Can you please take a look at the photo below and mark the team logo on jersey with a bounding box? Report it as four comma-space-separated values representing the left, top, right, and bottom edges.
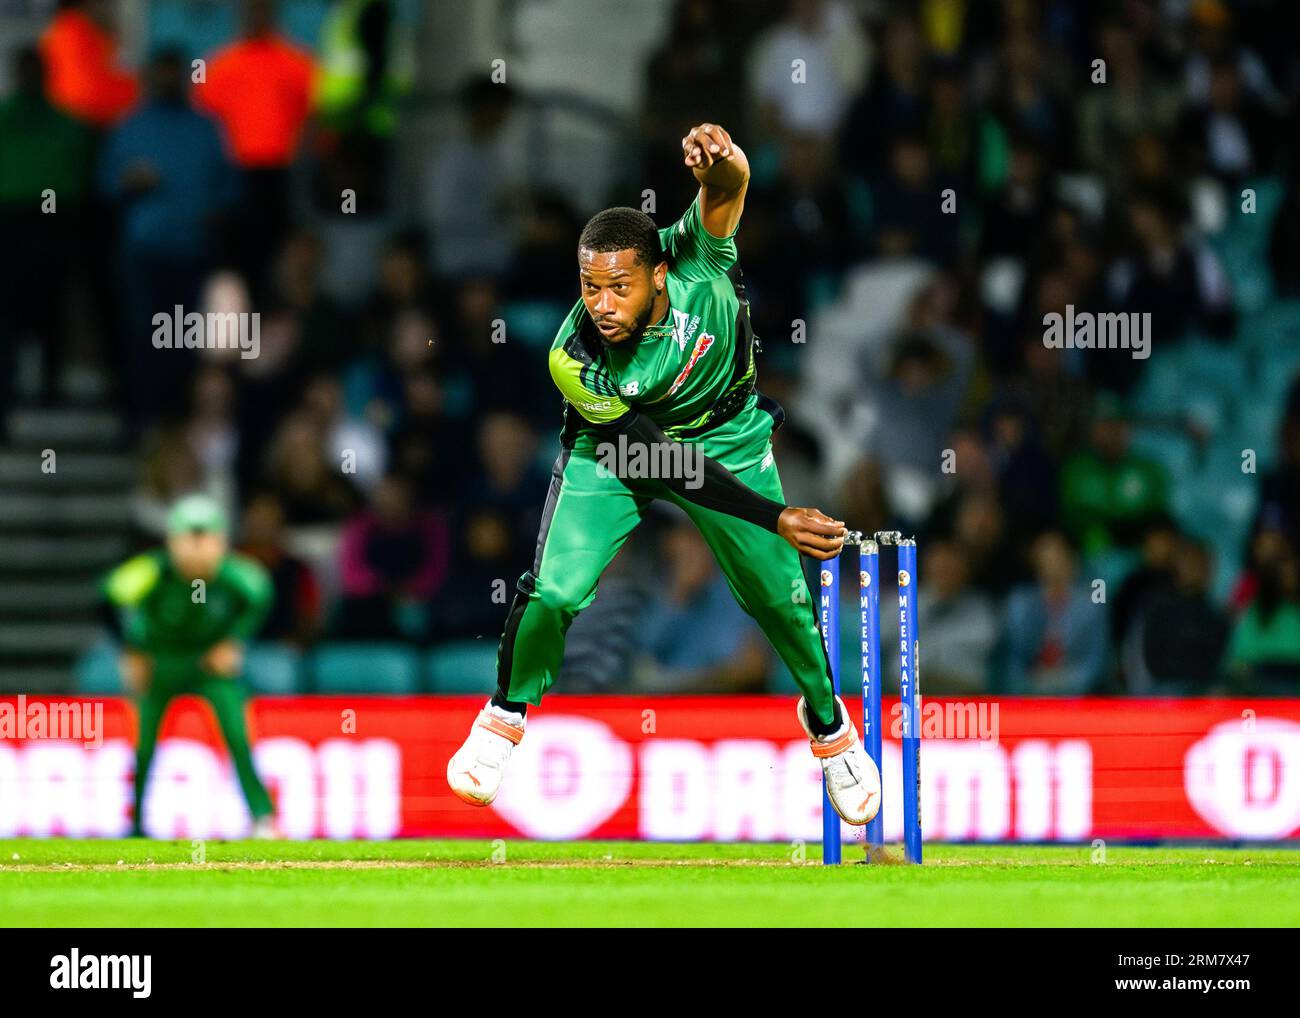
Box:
670, 309, 700, 351
666, 332, 714, 397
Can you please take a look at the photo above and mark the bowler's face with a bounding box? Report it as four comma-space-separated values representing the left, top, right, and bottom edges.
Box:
578, 248, 663, 345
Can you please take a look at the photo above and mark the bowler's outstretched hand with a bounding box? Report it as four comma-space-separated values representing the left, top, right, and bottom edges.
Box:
778, 507, 846, 560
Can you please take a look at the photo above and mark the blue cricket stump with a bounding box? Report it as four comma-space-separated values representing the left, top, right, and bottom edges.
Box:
897, 538, 922, 865
860, 539, 884, 854
818, 555, 842, 865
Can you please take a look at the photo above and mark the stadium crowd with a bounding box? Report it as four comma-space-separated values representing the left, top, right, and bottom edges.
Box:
3, 0, 1300, 695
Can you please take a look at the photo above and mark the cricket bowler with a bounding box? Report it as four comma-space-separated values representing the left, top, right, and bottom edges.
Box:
448, 124, 881, 826
101, 494, 278, 837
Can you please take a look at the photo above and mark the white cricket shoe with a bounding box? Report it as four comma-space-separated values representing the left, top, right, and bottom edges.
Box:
797, 695, 881, 825
447, 701, 526, 806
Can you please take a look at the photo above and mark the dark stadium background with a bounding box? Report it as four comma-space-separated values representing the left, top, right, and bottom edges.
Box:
2, 0, 1299, 699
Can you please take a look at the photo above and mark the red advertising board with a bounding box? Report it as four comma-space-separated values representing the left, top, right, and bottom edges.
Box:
1, 695, 1299, 843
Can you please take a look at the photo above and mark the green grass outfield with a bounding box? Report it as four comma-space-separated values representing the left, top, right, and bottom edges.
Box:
1, 839, 1295, 927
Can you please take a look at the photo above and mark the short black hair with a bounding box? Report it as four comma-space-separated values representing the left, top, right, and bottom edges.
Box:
578, 207, 662, 268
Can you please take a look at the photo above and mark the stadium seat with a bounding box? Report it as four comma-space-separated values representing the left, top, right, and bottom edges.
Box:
1240, 302, 1300, 352
1230, 401, 1283, 466
1258, 346, 1300, 403
1218, 244, 1273, 312
1222, 176, 1284, 248
1130, 358, 1183, 415
77, 643, 305, 695
1171, 468, 1257, 597
502, 299, 570, 349
1133, 341, 1241, 434
311, 644, 420, 693
424, 640, 499, 693
1135, 374, 1231, 438
1085, 548, 1141, 599
1206, 468, 1259, 531
1214, 177, 1283, 312
1209, 426, 1273, 475
243, 644, 302, 694
75, 642, 122, 694
1181, 383, 1232, 435
1176, 338, 1249, 396
1130, 426, 1197, 478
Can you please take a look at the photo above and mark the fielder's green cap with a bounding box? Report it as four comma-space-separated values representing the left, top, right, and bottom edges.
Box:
166, 494, 228, 535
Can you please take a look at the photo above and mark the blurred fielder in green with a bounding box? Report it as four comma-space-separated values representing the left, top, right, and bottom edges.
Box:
100, 494, 278, 837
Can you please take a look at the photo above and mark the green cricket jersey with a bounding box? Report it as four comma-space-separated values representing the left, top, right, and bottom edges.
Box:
548, 193, 780, 473
494, 193, 841, 722
102, 550, 274, 654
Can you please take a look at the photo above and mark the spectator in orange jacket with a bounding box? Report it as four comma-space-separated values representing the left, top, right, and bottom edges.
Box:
194, 0, 316, 299
39, 0, 139, 128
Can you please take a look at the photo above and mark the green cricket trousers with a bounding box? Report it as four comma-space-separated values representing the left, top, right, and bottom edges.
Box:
493, 443, 839, 728
133, 653, 273, 834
